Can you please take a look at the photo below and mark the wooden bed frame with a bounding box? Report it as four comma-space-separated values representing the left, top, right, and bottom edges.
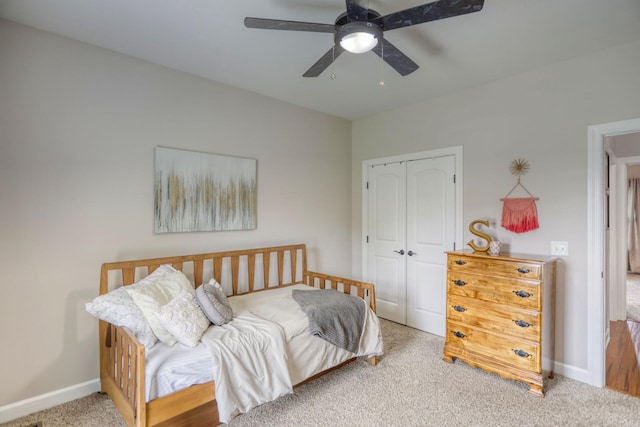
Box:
98, 243, 377, 427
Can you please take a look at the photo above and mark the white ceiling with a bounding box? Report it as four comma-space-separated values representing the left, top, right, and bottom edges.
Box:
1, 0, 640, 120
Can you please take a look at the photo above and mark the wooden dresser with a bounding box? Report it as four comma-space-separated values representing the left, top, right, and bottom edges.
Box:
442, 250, 557, 397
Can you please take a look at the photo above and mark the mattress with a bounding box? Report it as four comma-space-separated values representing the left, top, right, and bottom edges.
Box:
144, 284, 383, 401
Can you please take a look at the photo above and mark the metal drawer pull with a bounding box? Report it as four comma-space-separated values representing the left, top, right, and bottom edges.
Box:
517, 267, 531, 274
513, 320, 532, 328
512, 349, 532, 358
453, 305, 467, 312
452, 279, 467, 287
513, 290, 532, 298
451, 331, 466, 339
454, 260, 467, 265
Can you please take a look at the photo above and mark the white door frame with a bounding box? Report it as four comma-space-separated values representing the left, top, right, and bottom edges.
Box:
587, 118, 640, 388
362, 146, 464, 280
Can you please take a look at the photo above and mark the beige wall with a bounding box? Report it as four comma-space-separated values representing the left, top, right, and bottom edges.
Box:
352, 38, 640, 377
0, 19, 352, 406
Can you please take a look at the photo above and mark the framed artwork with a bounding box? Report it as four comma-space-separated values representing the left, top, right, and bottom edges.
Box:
154, 147, 257, 233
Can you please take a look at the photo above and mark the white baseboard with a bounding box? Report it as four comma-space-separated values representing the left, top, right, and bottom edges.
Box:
0, 379, 100, 424
553, 361, 591, 385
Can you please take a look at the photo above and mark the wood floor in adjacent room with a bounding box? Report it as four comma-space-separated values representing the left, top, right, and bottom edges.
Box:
606, 320, 640, 397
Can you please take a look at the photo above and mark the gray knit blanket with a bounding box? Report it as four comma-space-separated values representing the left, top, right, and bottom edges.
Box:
292, 289, 366, 354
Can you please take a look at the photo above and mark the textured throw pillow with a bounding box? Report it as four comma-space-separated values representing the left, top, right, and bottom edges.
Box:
126, 269, 195, 346
156, 290, 211, 347
195, 279, 233, 326
85, 286, 157, 349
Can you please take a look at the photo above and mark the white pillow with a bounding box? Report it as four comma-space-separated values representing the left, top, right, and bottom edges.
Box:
85, 287, 157, 349
126, 269, 194, 346
156, 291, 210, 347
195, 279, 233, 326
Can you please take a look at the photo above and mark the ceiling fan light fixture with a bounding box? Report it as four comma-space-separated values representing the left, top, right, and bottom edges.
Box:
340, 32, 378, 54
337, 22, 382, 54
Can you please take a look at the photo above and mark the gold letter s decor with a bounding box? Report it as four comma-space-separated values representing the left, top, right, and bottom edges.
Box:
467, 219, 493, 252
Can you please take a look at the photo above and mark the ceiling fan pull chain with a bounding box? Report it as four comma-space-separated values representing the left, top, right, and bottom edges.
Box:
330, 46, 336, 80
379, 40, 385, 87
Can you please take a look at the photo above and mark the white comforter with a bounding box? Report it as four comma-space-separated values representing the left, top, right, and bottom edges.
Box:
144, 284, 384, 424
200, 313, 292, 424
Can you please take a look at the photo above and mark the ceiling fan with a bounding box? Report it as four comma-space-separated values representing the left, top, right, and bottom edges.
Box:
244, 0, 484, 78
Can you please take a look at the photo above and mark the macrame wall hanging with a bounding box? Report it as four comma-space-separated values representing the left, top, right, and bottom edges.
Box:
500, 158, 540, 233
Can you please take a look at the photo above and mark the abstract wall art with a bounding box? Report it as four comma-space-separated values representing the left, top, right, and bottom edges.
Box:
154, 147, 257, 233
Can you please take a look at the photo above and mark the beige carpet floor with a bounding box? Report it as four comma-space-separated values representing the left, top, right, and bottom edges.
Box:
3, 319, 640, 427
628, 273, 640, 322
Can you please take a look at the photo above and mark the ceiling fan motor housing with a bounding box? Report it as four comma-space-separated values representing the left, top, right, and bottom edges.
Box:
335, 21, 382, 43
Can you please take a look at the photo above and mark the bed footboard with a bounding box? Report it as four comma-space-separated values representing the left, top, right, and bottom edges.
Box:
100, 322, 146, 427
100, 322, 217, 427
305, 270, 378, 366
305, 270, 376, 312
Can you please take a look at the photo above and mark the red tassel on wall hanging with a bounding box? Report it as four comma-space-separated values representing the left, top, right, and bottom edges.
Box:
501, 197, 539, 233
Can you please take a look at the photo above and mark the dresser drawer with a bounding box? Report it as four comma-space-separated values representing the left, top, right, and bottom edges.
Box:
447, 271, 541, 310
447, 320, 541, 373
448, 256, 541, 280
447, 295, 541, 341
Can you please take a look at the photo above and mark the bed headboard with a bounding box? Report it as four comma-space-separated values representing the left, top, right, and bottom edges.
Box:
100, 243, 308, 297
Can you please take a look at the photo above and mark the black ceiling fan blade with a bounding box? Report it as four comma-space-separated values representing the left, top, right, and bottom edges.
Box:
345, 0, 369, 22
303, 45, 345, 77
371, 38, 419, 76
244, 17, 335, 33
372, 0, 484, 32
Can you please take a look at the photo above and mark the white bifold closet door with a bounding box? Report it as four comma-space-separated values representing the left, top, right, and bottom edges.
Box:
367, 156, 455, 336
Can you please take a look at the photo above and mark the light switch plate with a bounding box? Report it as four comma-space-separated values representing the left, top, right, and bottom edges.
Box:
550, 241, 569, 256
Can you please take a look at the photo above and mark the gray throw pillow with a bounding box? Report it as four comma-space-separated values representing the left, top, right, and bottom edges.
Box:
195, 279, 233, 325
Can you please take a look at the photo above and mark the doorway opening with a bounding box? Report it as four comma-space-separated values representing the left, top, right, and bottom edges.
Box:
587, 118, 640, 388
606, 140, 640, 324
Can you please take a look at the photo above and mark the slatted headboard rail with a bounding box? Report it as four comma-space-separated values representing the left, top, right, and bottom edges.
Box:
100, 243, 308, 297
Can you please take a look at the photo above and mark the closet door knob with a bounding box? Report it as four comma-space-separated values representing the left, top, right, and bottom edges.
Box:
407, 250, 417, 256
393, 249, 405, 255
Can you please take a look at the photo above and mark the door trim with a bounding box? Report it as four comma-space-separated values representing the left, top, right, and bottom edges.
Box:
587, 118, 640, 388
362, 146, 463, 281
